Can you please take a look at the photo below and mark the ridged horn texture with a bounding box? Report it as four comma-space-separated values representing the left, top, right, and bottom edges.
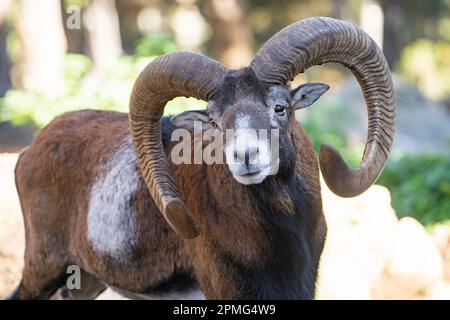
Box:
129, 52, 227, 238
251, 17, 395, 197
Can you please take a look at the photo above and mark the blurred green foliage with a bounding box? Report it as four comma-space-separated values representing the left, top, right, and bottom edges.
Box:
0, 52, 205, 128
0, 53, 134, 127
298, 98, 450, 226
399, 39, 450, 101
135, 34, 180, 57
297, 99, 363, 168
378, 154, 450, 225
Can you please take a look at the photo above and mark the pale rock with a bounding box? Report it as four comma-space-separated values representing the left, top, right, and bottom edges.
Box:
385, 217, 444, 292
430, 225, 450, 254
425, 281, 450, 300
317, 180, 398, 299
0, 154, 24, 258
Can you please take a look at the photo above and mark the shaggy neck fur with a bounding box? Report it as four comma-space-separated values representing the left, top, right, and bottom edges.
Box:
245, 176, 317, 299
210, 175, 317, 299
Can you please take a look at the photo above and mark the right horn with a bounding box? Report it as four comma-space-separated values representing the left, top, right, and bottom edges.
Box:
251, 17, 395, 197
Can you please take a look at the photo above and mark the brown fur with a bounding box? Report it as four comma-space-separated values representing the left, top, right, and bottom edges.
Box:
11, 109, 326, 300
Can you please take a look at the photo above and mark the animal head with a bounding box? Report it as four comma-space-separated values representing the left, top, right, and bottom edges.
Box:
128, 17, 395, 239
171, 68, 329, 185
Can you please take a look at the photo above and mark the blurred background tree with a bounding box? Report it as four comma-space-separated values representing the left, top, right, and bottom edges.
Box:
0, 0, 448, 225
0, 0, 10, 97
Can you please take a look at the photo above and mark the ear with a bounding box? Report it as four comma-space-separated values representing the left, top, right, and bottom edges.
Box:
290, 82, 329, 110
170, 110, 214, 130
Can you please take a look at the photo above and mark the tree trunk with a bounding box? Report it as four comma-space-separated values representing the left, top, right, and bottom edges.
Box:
204, 0, 254, 68
0, 0, 11, 97
170, 1, 209, 52
18, 0, 67, 97
360, 0, 384, 50
380, 0, 405, 67
84, 0, 122, 71
331, 0, 347, 20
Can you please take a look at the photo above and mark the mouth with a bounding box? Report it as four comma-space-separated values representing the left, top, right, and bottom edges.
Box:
237, 171, 262, 179
232, 166, 271, 185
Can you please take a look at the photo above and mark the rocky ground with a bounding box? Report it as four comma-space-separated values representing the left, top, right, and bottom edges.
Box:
317, 181, 450, 299
1, 153, 449, 299
0, 154, 24, 298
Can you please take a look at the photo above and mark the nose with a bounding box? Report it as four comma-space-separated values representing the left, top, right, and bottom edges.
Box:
234, 142, 258, 166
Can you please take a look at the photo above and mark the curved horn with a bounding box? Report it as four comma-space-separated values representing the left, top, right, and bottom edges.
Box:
251, 17, 395, 197
129, 52, 227, 238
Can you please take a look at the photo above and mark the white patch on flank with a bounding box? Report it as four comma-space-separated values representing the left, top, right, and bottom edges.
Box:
107, 286, 206, 300
87, 135, 140, 263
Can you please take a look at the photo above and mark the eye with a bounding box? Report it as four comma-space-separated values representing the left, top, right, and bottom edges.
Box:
275, 104, 287, 115
210, 119, 218, 128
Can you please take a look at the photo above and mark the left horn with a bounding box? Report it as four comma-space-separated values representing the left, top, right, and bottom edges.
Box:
129, 52, 227, 238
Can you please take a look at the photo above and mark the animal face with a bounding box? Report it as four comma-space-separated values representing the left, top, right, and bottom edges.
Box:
171, 68, 328, 185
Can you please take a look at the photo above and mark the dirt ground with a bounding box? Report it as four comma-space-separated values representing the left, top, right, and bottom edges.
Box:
0, 153, 24, 298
